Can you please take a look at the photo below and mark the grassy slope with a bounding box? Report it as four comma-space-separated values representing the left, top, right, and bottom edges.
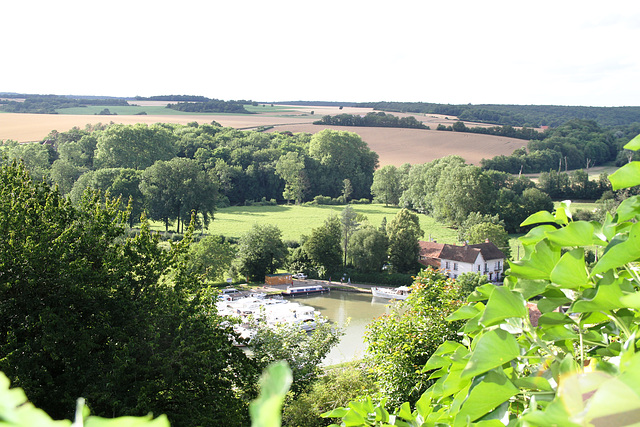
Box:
152, 201, 601, 262
149, 203, 460, 244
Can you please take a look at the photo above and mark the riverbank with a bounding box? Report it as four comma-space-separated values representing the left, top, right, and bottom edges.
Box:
252, 278, 376, 295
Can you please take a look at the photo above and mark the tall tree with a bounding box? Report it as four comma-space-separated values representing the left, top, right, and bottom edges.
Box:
275, 151, 308, 205
340, 205, 360, 267
184, 235, 236, 282
234, 224, 287, 282
303, 215, 342, 276
348, 225, 388, 272
140, 157, 218, 232
93, 123, 177, 170
308, 129, 379, 200
371, 165, 402, 206
387, 208, 424, 273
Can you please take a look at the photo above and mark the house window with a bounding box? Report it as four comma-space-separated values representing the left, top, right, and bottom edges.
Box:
496, 261, 501, 270
484, 263, 488, 272
453, 263, 458, 271
477, 265, 481, 272
445, 261, 450, 269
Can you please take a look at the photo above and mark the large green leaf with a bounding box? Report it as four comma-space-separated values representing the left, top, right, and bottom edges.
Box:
549, 248, 589, 289
447, 302, 483, 321
545, 222, 595, 247
509, 240, 561, 280
455, 369, 519, 425
624, 133, 640, 151
462, 329, 520, 379
85, 415, 170, 427
519, 225, 558, 247
520, 211, 559, 227
479, 286, 527, 327
609, 161, 640, 190
513, 375, 553, 391
540, 324, 579, 342
615, 195, 640, 222
249, 361, 293, 427
511, 278, 550, 300
620, 292, 640, 309
571, 279, 629, 313
592, 222, 640, 275
559, 371, 640, 427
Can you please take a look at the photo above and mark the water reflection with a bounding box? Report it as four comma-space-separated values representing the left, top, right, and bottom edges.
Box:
291, 291, 395, 365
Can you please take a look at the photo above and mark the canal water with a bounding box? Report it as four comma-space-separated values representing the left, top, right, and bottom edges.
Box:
290, 291, 396, 365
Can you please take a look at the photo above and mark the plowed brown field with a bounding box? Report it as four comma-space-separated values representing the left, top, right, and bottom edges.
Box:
0, 105, 527, 166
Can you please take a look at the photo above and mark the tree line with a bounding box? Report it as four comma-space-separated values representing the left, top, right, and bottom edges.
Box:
313, 112, 428, 129
0, 94, 129, 114
481, 119, 640, 173
436, 120, 544, 140
357, 101, 640, 127
166, 99, 252, 114
0, 123, 379, 232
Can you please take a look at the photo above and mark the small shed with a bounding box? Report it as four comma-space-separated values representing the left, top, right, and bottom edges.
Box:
265, 273, 293, 286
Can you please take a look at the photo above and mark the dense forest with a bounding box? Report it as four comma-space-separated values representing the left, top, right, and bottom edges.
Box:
357, 101, 640, 127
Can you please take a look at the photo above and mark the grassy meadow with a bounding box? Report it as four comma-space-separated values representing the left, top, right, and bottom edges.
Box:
149, 203, 460, 244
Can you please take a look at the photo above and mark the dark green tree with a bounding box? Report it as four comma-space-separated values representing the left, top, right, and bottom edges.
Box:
348, 225, 388, 273
140, 157, 218, 232
93, 123, 177, 170
387, 208, 424, 273
371, 165, 402, 206
184, 235, 236, 282
234, 224, 287, 282
308, 129, 379, 200
303, 215, 343, 275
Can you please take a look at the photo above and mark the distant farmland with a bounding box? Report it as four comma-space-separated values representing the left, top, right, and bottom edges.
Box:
0, 104, 527, 166
266, 124, 527, 166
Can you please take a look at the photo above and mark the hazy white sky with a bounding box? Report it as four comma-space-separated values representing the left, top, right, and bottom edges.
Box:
3, 0, 639, 106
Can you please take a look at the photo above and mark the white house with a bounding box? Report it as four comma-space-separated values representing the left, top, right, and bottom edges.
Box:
418, 240, 505, 282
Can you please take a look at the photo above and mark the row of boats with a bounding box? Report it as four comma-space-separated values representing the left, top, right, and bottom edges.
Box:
216, 284, 411, 346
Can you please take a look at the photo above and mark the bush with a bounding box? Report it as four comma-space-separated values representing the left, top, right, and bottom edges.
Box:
282, 364, 376, 427
349, 198, 371, 204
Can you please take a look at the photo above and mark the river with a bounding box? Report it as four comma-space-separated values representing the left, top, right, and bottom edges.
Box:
288, 290, 396, 365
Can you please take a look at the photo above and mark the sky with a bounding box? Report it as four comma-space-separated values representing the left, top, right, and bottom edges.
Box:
2, 0, 640, 107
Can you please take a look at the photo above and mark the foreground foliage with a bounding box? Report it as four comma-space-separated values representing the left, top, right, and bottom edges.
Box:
0, 161, 257, 426
364, 269, 466, 407
325, 133, 640, 426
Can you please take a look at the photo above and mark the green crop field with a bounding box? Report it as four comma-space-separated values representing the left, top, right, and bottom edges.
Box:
149, 203, 460, 244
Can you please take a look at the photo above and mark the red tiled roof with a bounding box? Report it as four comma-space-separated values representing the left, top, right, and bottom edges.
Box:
418, 240, 505, 264
419, 241, 444, 258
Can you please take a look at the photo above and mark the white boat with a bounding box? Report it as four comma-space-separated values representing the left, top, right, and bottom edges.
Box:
371, 286, 412, 300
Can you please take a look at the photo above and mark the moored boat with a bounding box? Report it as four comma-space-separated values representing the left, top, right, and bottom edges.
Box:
282, 284, 329, 296
371, 286, 412, 300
